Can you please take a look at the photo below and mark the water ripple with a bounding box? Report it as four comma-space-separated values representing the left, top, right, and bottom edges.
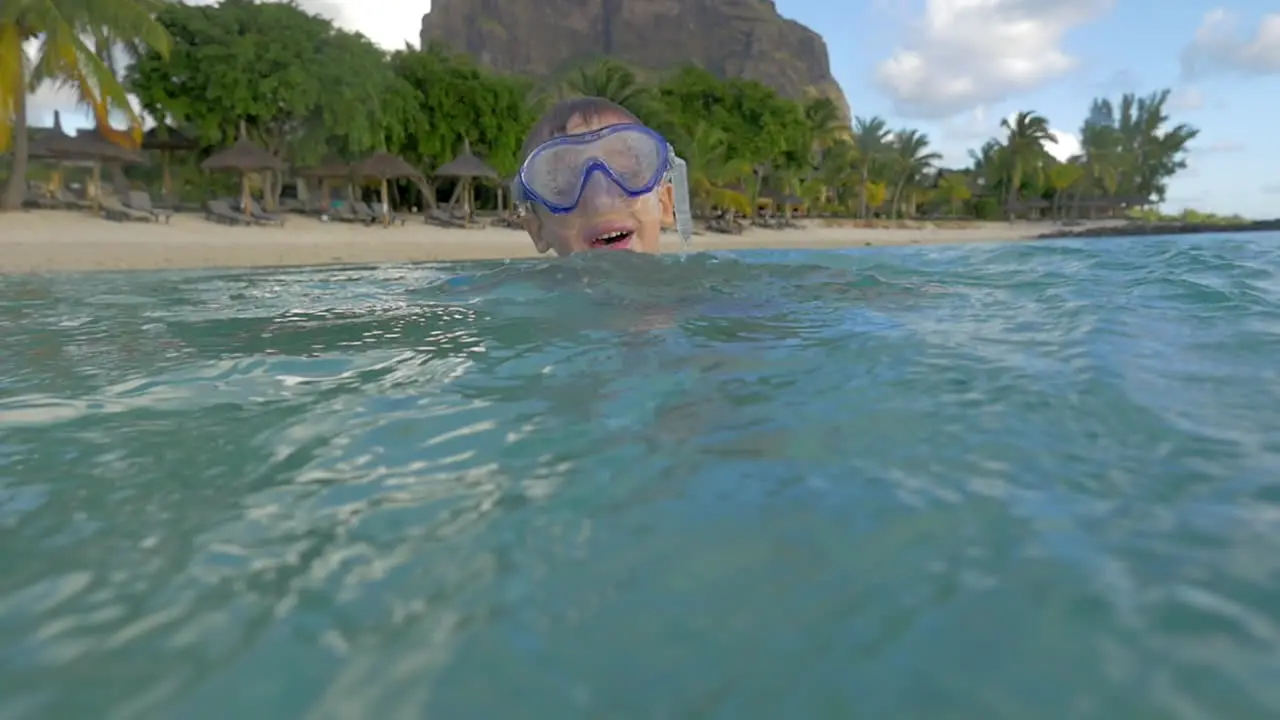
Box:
2, 233, 1280, 718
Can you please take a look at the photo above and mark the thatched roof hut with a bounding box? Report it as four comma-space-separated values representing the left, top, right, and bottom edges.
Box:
29, 112, 145, 164
351, 151, 426, 226
201, 137, 283, 173
200, 126, 285, 216
433, 139, 497, 178
352, 152, 422, 180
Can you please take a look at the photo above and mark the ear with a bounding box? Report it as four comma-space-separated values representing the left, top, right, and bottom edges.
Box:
521, 214, 551, 254
658, 182, 676, 228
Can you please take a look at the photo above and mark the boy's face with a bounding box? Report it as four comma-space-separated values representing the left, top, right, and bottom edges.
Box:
522, 112, 676, 256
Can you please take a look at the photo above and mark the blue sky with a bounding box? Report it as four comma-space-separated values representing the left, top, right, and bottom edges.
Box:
28, 0, 1279, 217
776, 0, 1279, 218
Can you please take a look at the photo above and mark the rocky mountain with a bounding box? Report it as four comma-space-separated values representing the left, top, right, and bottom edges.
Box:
419, 0, 850, 122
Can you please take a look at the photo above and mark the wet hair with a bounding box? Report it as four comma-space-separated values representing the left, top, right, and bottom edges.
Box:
518, 96, 641, 164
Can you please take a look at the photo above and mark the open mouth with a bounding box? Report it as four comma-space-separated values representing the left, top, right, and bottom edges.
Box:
590, 230, 634, 248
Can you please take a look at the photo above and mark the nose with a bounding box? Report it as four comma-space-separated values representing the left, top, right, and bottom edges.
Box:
577, 169, 628, 212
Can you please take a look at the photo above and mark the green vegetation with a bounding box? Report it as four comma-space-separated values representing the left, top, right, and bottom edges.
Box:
1, 0, 171, 209
1126, 207, 1249, 225
3, 0, 1208, 221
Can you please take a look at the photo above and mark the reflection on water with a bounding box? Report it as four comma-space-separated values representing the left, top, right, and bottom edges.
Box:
3, 235, 1280, 718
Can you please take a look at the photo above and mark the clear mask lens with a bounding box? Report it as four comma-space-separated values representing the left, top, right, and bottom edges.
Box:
520, 125, 667, 211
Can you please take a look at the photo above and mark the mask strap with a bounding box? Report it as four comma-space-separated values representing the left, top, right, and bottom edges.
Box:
510, 177, 530, 218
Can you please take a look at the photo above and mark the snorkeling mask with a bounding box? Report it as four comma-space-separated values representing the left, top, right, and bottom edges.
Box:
511, 123, 693, 247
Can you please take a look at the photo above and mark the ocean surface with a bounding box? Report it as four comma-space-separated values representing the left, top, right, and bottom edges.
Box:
2, 233, 1280, 719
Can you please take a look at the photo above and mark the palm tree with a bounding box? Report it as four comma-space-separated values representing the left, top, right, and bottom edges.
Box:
935, 173, 971, 216
815, 139, 856, 212
801, 97, 845, 206
1046, 160, 1084, 219
804, 96, 845, 151
1091, 90, 1198, 207
851, 115, 890, 218
1, 0, 170, 210
563, 59, 651, 115
678, 119, 751, 217
999, 111, 1053, 215
967, 138, 1007, 198
887, 128, 940, 219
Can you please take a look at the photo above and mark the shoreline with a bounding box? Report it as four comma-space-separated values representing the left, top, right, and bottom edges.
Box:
0, 210, 1260, 274
1036, 218, 1280, 239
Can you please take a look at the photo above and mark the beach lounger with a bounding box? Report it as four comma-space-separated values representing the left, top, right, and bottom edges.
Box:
329, 202, 371, 224
353, 200, 406, 226
125, 190, 172, 223
310, 200, 342, 218
241, 198, 286, 226
22, 182, 62, 209
426, 208, 470, 228
99, 195, 155, 222
204, 199, 256, 226
52, 187, 94, 210
23, 189, 62, 210
707, 216, 744, 234
349, 200, 378, 224
489, 213, 523, 230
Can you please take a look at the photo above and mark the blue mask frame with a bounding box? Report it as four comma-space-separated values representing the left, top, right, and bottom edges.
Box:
514, 123, 671, 216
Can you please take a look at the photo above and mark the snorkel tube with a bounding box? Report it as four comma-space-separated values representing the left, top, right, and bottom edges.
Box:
668, 151, 694, 249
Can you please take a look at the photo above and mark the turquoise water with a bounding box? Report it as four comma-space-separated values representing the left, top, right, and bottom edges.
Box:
3, 233, 1280, 718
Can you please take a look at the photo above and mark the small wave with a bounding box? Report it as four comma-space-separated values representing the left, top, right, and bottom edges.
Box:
3, 233, 1280, 717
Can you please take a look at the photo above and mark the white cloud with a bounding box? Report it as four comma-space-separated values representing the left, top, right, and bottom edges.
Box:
1193, 140, 1245, 154
1095, 68, 1141, 95
1043, 128, 1080, 161
1167, 86, 1204, 111
27, 86, 78, 127
24, 39, 144, 130
289, 0, 425, 51
1181, 9, 1280, 78
25, 0, 427, 130
945, 105, 994, 141
874, 0, 1114, 118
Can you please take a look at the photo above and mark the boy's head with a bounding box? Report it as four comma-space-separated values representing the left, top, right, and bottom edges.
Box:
514, 96, 676, 256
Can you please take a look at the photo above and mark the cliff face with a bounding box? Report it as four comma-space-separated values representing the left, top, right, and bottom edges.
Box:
419, 0, 850, 122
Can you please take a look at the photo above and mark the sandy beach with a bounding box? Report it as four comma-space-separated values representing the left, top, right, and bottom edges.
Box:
0, 209, 1111, 274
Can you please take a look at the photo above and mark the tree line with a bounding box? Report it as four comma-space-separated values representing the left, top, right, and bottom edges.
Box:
3, 0, 1211, 222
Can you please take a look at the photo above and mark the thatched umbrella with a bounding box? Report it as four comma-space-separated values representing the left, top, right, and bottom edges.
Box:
200, 123, 284, 215
31, 113, 145, 164
433, 138, 497, 221
25, 117, 76, 196
142, 123, 198, 202
27, 112, 73, 161
28, 111, 147, 208
351, 151, 423, 226
295, 155, 352, 210
76, 130, 142, 198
